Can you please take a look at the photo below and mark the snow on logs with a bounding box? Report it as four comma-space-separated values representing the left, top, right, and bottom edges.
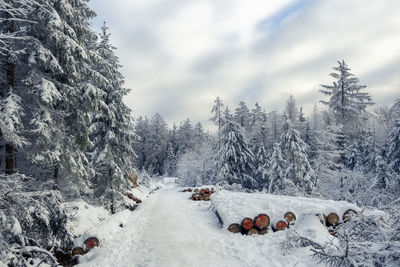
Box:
211, 190, 359, 236
185, 187, 215, 201
126, 193, 142, 203
71, 237, 99, 259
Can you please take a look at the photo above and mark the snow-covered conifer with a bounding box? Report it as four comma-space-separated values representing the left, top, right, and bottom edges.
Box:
280, 120, 316, 195
215, 120, 256, 188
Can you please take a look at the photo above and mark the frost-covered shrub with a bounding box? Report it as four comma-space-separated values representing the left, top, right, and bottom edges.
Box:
0, 174, 73, 266
311, 208, 400, 267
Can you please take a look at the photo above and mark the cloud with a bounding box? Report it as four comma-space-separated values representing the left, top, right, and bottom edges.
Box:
88, 0, 400, 130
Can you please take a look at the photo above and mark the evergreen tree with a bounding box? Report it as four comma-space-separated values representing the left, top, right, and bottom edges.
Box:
268, 143, 285, 193
320, 60, 373, 132
234, 101, 251, 134
285, 95, 298, 124
388, 119, 400, 175
280, 120, 316, 195
211, 96, 224, 149
215, 120, 256, 188
87, 22, 136, 212
374, 155, 389, 189
254, 145, 269, 189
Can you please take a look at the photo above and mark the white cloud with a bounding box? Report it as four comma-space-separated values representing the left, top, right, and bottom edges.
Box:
88, 0, 400, 130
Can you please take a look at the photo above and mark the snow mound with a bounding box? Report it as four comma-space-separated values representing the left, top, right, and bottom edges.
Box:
211, 190, 359, 230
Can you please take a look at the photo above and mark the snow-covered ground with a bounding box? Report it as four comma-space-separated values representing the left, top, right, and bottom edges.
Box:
75, 181, 325, 267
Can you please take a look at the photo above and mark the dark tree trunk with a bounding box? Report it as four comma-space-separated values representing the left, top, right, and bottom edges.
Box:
5, 143, 15, 175
5, 21, 16, 175
109, 167, 115, 214
53, 164, 59, 190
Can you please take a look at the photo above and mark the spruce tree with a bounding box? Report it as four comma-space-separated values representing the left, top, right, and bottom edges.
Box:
215, 120, 256, 188
280, 120, 316, 195
388, 119, 400, 175
268, 143, 285, 193
211, 96, 224, 149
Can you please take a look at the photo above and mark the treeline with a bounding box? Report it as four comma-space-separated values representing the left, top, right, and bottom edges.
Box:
135, 60, 400, 205
0, 0, 135, 210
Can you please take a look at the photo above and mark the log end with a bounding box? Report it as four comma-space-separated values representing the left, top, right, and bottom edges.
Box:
327, 213, 340, 226
71, 247, 85, 256
284, 211, 296, 223
84, 237, 99, 252
247, 228, 259, 236
275, 220, 288, 231
342, 209, 357, 223
228, 223, 241, 233
241, 217, 254, 231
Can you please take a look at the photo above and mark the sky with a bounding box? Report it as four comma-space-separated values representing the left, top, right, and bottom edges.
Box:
88, 0, 400, 130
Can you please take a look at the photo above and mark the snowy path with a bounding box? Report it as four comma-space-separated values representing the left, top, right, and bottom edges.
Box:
78, 186, 321, 267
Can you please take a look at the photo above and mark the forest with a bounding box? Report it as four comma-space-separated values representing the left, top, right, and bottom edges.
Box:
1, 0, 400, 266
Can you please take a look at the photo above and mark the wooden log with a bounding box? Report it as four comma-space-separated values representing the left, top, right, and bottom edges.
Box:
211, 187, 215, 192
228, 223, 241, 233
200, 195, 205, 201
342, 209, 357, 223
205, 188, 210, 193
194, 188, 199, 193
200, 189, 206, 195
84, 237, 99, 251
71, 247, 85, 256
241, 217, 254, 231
247, 228, 259, 235
204, 196, 210, 201
254, 214, 270, 230
327, 213, 340, 226
191, 193, 197, 199
259, 228, 268, 235
328, 228, 337, 236
284, 211, 296, 223
273, 220, 288, 231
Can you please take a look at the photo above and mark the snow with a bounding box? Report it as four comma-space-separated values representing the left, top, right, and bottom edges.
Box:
77, 182, 324, 267
210, 190, 359, 230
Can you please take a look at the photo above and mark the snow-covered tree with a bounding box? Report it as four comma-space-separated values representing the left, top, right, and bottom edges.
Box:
268, 143, 286, 193
215, 120, 256, 188
388, 119, 400, 175
87, 22, 136, 212
280, 120, 316, 195
234, 101, 251, 134
374, 155, 389, 189
320, 60, 373, 132
285, 95, 298, 124
211, 96, 224, 149
253, 145, 269, 189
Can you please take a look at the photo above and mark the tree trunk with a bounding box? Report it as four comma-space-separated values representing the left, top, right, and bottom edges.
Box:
109, 167, 115, 214
5, 143, 15, 175
5, 21, 16, 175
53, 164, 59, 190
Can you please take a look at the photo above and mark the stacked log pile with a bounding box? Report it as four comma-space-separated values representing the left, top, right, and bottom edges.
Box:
188, 187, 215, 201
226, 209, 356, 236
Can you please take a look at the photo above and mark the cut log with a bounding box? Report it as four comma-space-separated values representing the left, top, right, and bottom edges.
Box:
200, 195, 205, 201
254, 214, 270, 230
247, 228, 259, 236
228, 223, 241, 233
204, 196, 210, 201
71, 247, 85, 256
342, 209, 357, 223
273, 220, 288, 231
84, 237, 99, 251
200, 189, 206, 195
327, 213, 340, 226
205, 188, 210, 193
241, 217, 254, 231
127, 193, 133, 199
192, 193, 197, 199
284, 211, 296, 223
211, 187, 215, 192
194, 188, 199, 193
259, 228, 268, 235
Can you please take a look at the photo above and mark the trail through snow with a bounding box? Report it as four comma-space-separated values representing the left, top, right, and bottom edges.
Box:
78, 185, 321, 267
